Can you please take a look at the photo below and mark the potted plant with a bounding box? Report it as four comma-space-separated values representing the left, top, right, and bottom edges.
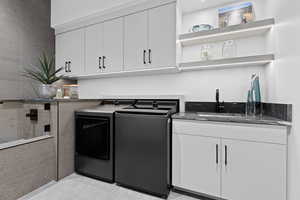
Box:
23, 53, 63, 98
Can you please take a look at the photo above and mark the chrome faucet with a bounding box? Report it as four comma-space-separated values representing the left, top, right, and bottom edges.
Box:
216, 88, 225, 113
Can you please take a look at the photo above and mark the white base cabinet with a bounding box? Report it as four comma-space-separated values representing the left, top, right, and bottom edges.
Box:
172, 120, 287, 200
221, 139, 286, 200
173, 134, 221, 197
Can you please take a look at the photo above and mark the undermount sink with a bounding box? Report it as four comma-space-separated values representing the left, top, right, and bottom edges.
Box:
197, 113, 245, 118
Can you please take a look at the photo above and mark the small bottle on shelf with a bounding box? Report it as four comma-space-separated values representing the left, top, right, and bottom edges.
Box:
222, 40, 237, 58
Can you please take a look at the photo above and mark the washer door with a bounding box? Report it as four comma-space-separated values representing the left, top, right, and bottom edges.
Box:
76, 116, 110, 160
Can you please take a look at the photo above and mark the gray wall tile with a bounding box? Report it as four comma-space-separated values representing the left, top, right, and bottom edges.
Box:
0, 0, 54, 99
0, 138, 56, 200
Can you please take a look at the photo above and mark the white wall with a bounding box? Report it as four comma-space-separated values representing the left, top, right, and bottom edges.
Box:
79, 66, 266, 102
264, 1, 300, 200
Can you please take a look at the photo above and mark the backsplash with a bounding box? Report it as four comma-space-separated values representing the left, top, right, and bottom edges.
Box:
262, 103, 293, 122
185, 102, 292, 122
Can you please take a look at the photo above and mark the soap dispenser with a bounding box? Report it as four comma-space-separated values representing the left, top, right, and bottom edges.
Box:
246, 73, 262, 116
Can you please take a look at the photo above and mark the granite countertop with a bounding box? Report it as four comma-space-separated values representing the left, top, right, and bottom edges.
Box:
0, 95, 185, 103
0, 98, 101, 103
172, 112, 292, 127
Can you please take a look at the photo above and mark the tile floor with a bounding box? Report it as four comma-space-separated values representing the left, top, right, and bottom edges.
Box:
19, 174, 199, 200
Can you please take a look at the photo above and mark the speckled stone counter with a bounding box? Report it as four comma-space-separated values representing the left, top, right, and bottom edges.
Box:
172, 112, 292, 127
0, 98, 101, 104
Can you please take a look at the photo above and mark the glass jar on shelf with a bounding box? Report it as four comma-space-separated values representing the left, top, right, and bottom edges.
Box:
222, 40, 237, 58
63, 84, 79, 99
200, 43, 216, 61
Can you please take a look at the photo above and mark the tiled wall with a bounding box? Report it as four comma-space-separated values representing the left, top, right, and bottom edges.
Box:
23, 103, 52, 139
0, 0, 55, 99
0, 102, 56, 143
0, 102, 23, 142
0, 137, 56, 200
0, 101, 58, 200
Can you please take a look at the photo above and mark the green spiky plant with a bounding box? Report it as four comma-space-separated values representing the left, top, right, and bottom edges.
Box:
23, 53, 63, 84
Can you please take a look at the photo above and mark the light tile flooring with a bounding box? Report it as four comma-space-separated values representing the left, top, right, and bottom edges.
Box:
19, 174, 199, 200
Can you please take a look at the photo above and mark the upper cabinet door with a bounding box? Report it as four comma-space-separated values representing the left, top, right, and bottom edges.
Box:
58, 29, 85, 76
68, 29, 85, 76
85, 23, 104, 74
221, 139, 286, 200
124, 11, 148, 71
56, 34, 69, 76
172, 133, 221, 198
102, 18, 124, 73
148, 3, 176, 68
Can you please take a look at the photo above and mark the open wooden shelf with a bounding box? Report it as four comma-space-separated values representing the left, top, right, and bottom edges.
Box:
179, 18, 275, 46
179, 54, 275, 71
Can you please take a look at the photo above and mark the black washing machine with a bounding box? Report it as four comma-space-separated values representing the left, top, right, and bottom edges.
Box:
75, 109, 114, 182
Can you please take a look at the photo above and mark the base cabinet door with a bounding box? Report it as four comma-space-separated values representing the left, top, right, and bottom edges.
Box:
173, 134, 221, 198
221, 139, 286, 200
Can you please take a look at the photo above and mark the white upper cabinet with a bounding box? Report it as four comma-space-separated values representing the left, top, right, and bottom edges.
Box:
124, 11, 148, 71
56, 1, 177, 78
173, 134, 221, 197
124, 3, 176, 71
85, 23, 104, 74
55, 34, 68, 76
86, 18, 124, 74
148, 3, 176, 68
221, 139, 286, 200
56, 29, 85, 76
102, 18, 124, 73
